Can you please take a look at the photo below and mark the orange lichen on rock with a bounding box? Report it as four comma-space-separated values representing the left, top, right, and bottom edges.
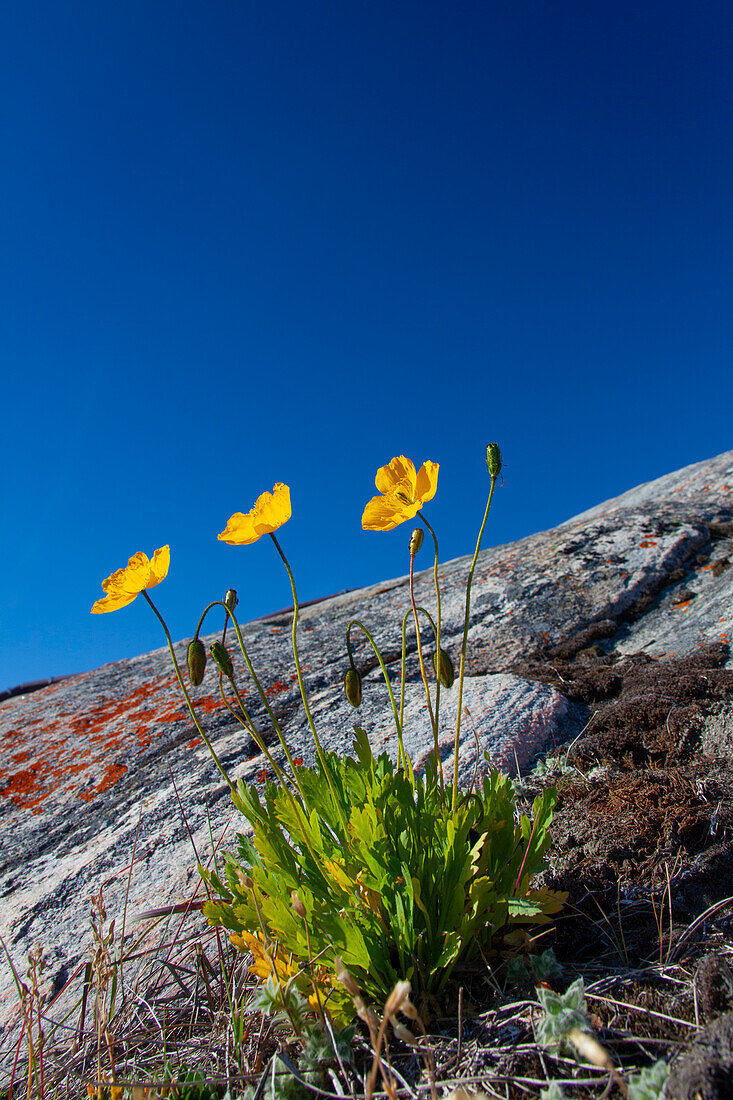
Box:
78, 763, 128, 802
265, 680, 289, 697
0, 671, 195, 813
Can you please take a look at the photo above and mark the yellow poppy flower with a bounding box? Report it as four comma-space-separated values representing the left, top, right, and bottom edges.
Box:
91, 546, 170, 614
362, 456, 439, 531
218, 482, 291, 545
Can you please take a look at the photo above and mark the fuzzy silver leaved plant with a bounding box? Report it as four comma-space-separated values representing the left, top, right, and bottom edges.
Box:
536, 978, 592, 1049
627, 1058, 669, 1100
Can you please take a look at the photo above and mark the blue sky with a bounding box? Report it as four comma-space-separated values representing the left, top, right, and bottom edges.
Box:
3, 0, 732, 690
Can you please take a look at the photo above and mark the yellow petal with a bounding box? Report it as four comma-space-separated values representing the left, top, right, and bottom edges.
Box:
147, 545, 170, 587
91, 589, 140, 614
218, 484, 291, 545
414, 461, 439, 505
362, 494, 415, 531
91, 546, 169, 614
218, 510, 260, 545
253, 482, 291, 534
119, 551, 152, 590
374, 456, 417, 495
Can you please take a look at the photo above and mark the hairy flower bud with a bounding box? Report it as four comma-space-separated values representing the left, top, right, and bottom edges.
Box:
335, 956, 362, 998
224, 589, 238, 612
187, 638, 206, 686
486, 442, 502, 479
408, 528, 424, 556
344, 668, 362, 707
291, 891, 306, 919
433, 648, 455, 689
210, 641, 234, 680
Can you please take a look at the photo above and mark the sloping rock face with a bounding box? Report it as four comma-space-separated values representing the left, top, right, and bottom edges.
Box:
1, 450, 733, 1032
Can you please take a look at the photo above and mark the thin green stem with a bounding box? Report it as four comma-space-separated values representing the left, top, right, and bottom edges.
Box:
399, 605, 439, 742
222, 603, 302, 780
409, 552, 442, 789
268, 533, 346, 830
396, 602, 435, 730
346, 620, 404, 763
142, 591, 234, 794
269, 533, 326, 761
451, 474, 498, 810
418, 512, 443, 729
192, 600, 223, 641
218, 682, 326, 878
217, 676, 299, 796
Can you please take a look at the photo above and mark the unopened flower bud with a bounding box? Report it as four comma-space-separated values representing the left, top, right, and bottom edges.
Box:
409, 528, 424, 556
210, 641, 234, 680
486, 442, 502, 479
187, 638, 206, 686
335, 956, 362, 998
291, 891, 306, 919
392, 1023, 417, 1045
344, 668, 362, 707
224, 589, 238, 612
384, 980, 412, 1017
432, 648, 455, 689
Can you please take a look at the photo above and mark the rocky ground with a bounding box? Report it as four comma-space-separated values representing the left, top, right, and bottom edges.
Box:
4, 450, 733, 1096
8, 636, 733, 1098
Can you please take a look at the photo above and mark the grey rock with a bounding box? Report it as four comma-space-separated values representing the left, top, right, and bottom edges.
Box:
667, 1009, 733, 1099
1, 448, 733, 1034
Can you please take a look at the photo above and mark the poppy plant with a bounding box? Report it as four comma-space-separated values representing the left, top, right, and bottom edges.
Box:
361, 456, 439, 531
218, 483, 291, 545
91, 546, 170, 614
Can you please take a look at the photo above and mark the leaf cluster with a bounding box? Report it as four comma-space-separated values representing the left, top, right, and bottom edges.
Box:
201, 730, 563, 1018
535, 978, 592, 1049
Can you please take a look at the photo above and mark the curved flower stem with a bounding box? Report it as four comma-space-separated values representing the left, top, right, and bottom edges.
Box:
409, 551, 443, 789
451, 473, 498, 810
192, 601, 223, 641
268, 533, 347, 831
399, 606, 438, 734
218, 681, 327, 876
142, 591, 234, 794
222, 604, 302, 780
268, 534, 326, 763
418, 511, 442, 730
346, 620, 403, 763
217, 676, 300, 797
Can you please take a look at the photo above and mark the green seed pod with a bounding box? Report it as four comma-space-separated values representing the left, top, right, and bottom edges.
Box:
344, 668, 362, 707
486, 442, 502, 479
224, 589, 238, 612
409, 528, 424, 556
432, 648, 455, 689
210, 640, 234, 680
187, 638, 207, 686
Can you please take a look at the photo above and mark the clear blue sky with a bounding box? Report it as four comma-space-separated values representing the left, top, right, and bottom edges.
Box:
3, 0, 732, 690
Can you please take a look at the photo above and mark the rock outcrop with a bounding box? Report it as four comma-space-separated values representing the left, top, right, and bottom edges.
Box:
1, 449, 733, 1034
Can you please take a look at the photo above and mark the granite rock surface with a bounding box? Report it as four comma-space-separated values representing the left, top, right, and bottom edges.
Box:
1, 449, 733, 1032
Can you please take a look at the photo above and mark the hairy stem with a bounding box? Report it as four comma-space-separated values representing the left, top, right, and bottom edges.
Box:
452, 474, 498, 810
346, 620, 404, 762
409, 552, 443, 789
142, 592, 234, 793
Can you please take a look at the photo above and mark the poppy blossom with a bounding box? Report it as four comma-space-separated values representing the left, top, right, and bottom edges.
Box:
218, 483, 291, 545
362, 456, 438, 531
91, 546, 170, 614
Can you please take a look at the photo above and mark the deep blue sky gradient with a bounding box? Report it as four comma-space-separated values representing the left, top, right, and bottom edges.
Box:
3, 1, 732, 689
